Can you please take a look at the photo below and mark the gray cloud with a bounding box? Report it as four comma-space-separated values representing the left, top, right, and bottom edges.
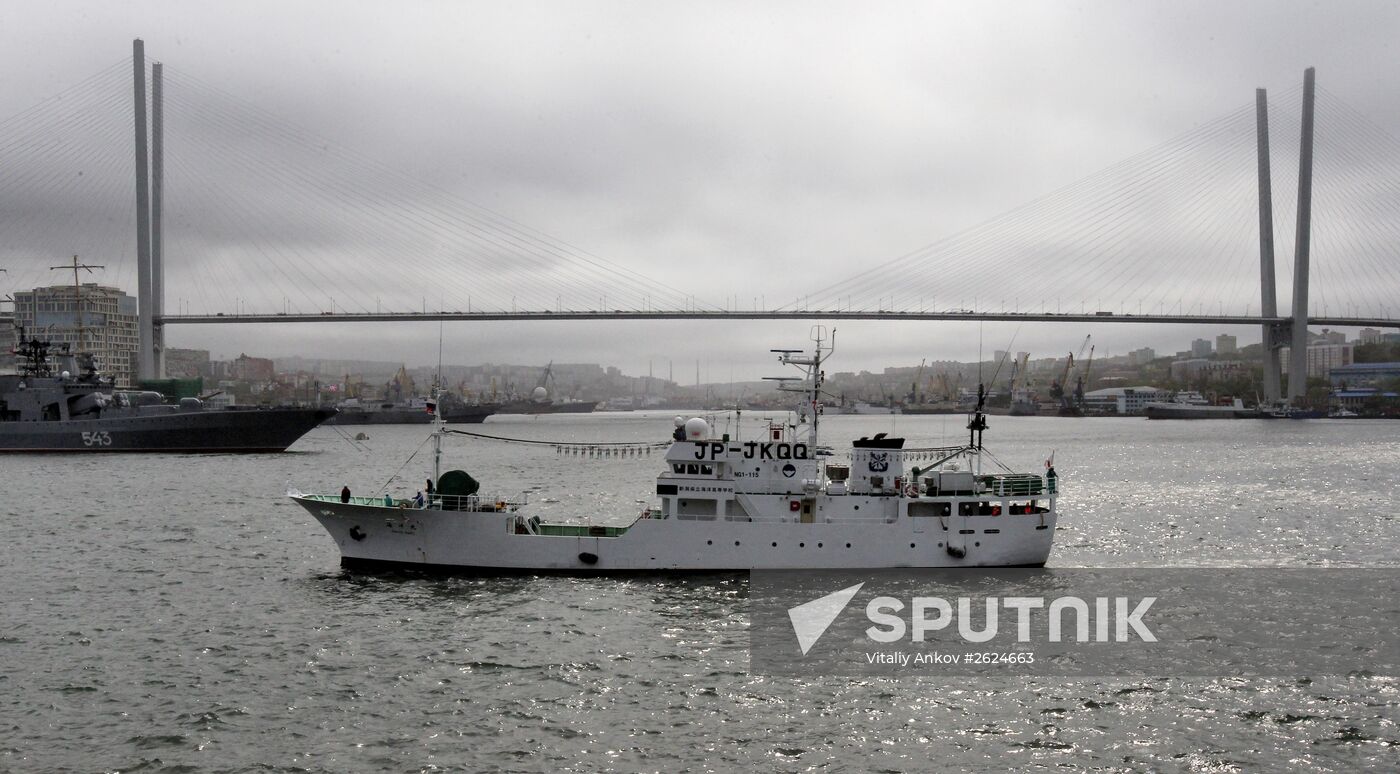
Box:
2, 0, 1397, 378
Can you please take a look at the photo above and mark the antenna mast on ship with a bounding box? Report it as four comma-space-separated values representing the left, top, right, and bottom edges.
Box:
767, 326, 832, 447
50, 255, 104, 355
432, 323, 446, 488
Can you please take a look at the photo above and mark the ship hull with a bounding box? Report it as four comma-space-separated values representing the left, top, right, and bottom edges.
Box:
293, 497, 1056, 572
1143, 404, 1250, 419
0, 407, 335, 452
495, 400, 598, 415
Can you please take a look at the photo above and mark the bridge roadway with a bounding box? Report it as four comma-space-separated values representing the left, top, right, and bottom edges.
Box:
158, 310, 1400, 328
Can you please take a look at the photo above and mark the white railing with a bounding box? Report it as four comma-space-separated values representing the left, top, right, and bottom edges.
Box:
297, 491, 528, 511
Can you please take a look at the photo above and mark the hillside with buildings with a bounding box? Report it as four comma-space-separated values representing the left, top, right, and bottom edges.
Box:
3, 281, 1398, 414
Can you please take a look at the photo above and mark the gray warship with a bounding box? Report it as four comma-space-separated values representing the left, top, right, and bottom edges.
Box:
327, 395, 498, 425
1, 335, 335, 452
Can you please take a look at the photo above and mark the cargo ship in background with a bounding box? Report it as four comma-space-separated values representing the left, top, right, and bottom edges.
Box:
1143, 394, 1249, 419
493, 362, 598, 415
328, 395, 497, 425
1, 334, 333, 452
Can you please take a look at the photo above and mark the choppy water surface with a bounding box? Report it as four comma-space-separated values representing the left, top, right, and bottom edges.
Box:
2, 413, 1398, 771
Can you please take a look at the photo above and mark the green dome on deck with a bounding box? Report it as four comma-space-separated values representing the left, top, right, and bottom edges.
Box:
437, 469, 480, 498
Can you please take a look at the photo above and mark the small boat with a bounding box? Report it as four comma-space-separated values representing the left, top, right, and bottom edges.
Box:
1254, 402, 1324, 420
290, 329, 1060, 572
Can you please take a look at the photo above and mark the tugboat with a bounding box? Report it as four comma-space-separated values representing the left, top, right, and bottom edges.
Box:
290, 329, 1059, 571
1, 333, 334, 452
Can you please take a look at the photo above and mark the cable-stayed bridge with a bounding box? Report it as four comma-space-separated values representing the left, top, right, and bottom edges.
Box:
3, 41, 1400, 401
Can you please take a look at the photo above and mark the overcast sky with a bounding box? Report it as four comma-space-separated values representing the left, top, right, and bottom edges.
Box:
2, 1, 1398, 380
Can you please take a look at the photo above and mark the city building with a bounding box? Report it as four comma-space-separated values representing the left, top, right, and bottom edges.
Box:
1190, 338, 1213, 358
231, 353, 276, 382
0, 313, 14, 371
1128, 347, 1156, 366
1082, 386, 1170, 415
165, 348, 212, 379
1280, 343, 1353, 379
12, 283, 139, 386
1359, 328, 1382, 345
1215, 334, 1237, 355
1328, 362, 1400, 389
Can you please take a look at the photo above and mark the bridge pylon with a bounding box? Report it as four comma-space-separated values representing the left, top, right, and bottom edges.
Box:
1255, 88, 1282, 403
133, 39, 155, 380
1287, 67, 1317, 401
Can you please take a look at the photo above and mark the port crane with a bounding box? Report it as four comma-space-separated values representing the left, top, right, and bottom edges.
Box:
908, 358, 927, 404
1051, 335, 1092, 415
1074, 341, 1095, 409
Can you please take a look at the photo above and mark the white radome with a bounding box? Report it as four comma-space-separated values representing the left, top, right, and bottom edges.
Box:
684, 417, 711, 440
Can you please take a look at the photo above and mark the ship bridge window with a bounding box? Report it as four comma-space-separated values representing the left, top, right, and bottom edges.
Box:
686, 464, 700, 475
700, 464, 713, 475
673, 464, 685, 474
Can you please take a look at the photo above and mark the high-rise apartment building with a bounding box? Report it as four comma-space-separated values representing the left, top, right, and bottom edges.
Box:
12, 283, 139, 386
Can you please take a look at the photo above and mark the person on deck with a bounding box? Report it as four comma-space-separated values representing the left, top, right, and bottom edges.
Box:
413, 490, 425, 508
340, 485, 351, 503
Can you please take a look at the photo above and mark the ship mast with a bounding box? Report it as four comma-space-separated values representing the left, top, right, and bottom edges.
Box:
431, 385, 445, 488
767, 326, 831, 447
49, 255, 103, 355
967, 383, 987, 475
809, 326, 832, 446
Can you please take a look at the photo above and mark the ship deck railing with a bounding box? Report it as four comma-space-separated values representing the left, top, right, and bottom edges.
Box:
910, 474, 1056, 498
972, 473, 1057, 497
298, 492, 527, 512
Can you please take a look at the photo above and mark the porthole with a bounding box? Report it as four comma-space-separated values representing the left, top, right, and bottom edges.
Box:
845, 543, 851, 548
799, 542, 805, 548
734, 541, 741, 546
974, 541, 981, 547
706, 540, 712, 545
910, 543, 916, 548
771, 542, 777, 547
817, 542, 823, 548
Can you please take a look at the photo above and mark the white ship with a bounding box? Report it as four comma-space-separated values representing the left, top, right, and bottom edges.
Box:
290, 330, 1060, 572
1143, 392, 1249, 420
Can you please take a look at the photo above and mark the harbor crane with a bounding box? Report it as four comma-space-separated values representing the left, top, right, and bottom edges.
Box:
908, 358, 927, 404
